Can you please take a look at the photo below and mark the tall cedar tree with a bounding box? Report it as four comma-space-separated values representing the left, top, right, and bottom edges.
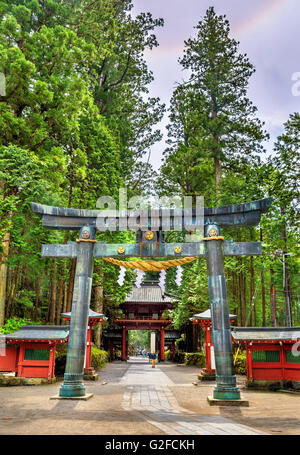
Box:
159, 7, 268, 199
0, 0, 164, 325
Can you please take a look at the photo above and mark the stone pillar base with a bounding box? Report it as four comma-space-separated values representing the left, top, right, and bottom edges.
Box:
59, 382, 86, 398
198, 370, 216, 381
207, 396, 249, 407
50, 393, 93, 401
83, 368, 98, 381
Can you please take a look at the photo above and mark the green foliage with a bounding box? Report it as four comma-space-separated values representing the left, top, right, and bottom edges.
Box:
0, 316, 38, 334
166, 350, 205, 367
54, 343, 68, 376
175, 337, 185, 350
90, 346, 109, 371
128, 330, 150, 350
165, 350, 171, 361
55, 344, 108, 375
184, 352, 206, 368
112, 349, 122, 361
234, 351, 247, 375
173, 351, 186, 364
0, 0, 165, 326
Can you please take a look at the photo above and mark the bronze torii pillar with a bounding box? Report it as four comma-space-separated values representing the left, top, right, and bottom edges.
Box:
31, 198, 271, 400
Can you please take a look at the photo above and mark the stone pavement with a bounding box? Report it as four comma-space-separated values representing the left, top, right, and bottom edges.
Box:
121, 358, 266, 435
0, 357, 299, 435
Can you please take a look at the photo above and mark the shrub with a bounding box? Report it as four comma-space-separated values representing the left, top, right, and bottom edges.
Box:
234, 351, 247, 375
113, 349, 122, 361
175, 337, 185, 351
165, 350, 171, 361
165, 350, 205, 367
54, 344, 109, 376
174, 351, 186, 364
55, 343, 68, 376
90, 346, 109, 370
184, 352, 205, 368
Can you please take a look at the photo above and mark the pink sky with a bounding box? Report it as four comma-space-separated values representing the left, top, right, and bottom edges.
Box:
132, 0, 300, 169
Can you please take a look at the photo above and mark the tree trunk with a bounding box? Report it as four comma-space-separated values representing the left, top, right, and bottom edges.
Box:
63, 281, 68, 313
61, 282, 68, 324
56, 278, 64, 325
260, 229, 266, 326
0, 229, 10, 326
238, 266, 243, 326
280, 207, 292, 326
66, 258, 76, 312
243, 268, 247, 326
232, 270, 239, 322
270, 266, 277, 327
94, 286, 103, 348
33, 273, 40, 322
6, 266, 19, 319
261, 267, 266, 326
49, 261, 57, 324
211, 107, 221, 195
249, 256, 254, 326
214, 156, 221, 194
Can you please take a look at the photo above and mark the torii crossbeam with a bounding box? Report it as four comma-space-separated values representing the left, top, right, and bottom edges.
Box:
31, 198, 272, 401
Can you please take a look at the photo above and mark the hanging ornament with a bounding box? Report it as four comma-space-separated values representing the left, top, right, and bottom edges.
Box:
117, 266, 126, 286
135, 269, 145, 288
158, 269, 166, 293
175, 266, 183, 287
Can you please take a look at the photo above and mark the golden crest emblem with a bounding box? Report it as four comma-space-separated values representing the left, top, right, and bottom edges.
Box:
144, 230, 155, 240
81, 230, 90, 239
209, 228, 218, 237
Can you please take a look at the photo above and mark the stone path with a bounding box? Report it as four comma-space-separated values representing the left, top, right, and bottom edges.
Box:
121, 358, 267, 435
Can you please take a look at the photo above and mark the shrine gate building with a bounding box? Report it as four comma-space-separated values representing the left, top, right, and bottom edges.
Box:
114, 280, 176, 361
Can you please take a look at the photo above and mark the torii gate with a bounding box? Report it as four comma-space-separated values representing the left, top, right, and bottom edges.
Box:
31, 197, 272, 402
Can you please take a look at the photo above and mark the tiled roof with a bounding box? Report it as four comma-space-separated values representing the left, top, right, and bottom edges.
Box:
3, 325, 70, 341
232, 327, 300, 341
125, 285, 175, 303
190, 309, 236, 320
61, 309, 107, 320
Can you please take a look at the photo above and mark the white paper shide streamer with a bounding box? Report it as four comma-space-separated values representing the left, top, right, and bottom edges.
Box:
135, 269, 145, 288
158, 269, 166, 293
175, 266, 183, 286
117, 266, 126, 286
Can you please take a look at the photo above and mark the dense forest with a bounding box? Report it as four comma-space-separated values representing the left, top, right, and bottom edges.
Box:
0, 2, 299, 343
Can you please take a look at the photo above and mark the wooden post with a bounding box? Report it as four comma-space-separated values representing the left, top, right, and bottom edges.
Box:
205, 326, 212, 371
84, 325, 92, 371
17, 343, 25, 377
151, 332, 156, 368
160, 327, 165, 361
122, 327, 126, 361
49, 344, 56, 379
247, 343, 253, 380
